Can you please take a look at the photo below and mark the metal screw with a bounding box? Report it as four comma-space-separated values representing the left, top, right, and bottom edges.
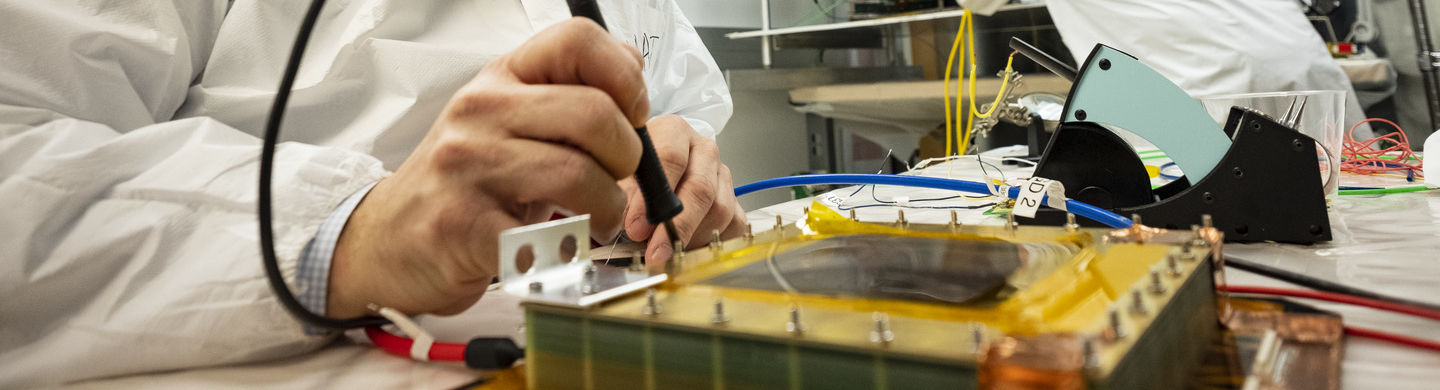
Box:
1148, 269, 1166, 295
971, 324, 986, 354
897, 209, 907, 226
1084, 337, 1102, 370
711, 299, 730, 325
774, 215, 784, 231
1131, 213, 1143, 227
1065, 213, 1079, 232
581, 263, 597, 294
849, 209, 857, 221
744, 223, 754, 244
1109, 309, 1127, 340
949, 210, 959, 229
642, 288, 660, 316
1202, 214, 1213, 229
1006, 211, 1018, 231
870, 312, 895, 345
629, 255, 644, 272
709, 229, 722, 252
786, 306, 804, 335
1166, 253, 1181, 276
529, 281, 543, 294
1130, 289, 1148, 315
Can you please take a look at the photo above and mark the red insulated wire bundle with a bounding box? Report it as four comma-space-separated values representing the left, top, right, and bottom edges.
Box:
1341, 118, 1423, 176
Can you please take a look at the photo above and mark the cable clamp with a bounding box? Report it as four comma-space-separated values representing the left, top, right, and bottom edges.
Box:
372, 305, 435, 362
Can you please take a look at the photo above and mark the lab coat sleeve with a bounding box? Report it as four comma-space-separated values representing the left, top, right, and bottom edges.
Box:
0, 2, 388, 387
645, 2, 733, 139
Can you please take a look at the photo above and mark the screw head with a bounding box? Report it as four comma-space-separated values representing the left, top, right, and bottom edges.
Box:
1099, 58, 1112, 70
1075, 109, 1088, 121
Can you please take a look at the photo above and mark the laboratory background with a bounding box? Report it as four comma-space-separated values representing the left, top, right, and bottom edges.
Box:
3, 0, 1440, 389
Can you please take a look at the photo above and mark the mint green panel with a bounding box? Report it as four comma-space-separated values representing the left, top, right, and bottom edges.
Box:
1063, 46, 1231, 184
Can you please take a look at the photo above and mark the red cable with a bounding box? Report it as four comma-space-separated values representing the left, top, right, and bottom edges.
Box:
1223, 286, 1440, 353
1221, 285, 1440, 322
1345, 326, 1440, 353
364, 326, 467, 362
1341, 118, 1423, 176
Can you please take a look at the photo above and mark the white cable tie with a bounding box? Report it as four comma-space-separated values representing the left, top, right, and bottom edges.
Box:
376, 306, 435, 362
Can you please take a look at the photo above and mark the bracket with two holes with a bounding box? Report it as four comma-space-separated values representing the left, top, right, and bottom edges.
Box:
497, 215, 666, 308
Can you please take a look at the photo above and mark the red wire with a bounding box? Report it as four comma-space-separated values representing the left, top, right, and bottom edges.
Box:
1223, 286, 1440, 353
1345, 326, 1440, 353
364, 326, 467, 362
1221, 285, 1440, 321
1341, 118, 1423, 176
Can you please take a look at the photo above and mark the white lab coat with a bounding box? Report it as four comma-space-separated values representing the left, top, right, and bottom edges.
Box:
0, 0, 731, 386
1045, 0, 1374, 138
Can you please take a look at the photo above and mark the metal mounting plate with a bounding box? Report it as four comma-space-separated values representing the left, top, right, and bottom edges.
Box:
497, 215, 666, 308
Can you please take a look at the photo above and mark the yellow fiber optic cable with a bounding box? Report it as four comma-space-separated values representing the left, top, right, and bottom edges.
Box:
942, 20, 961, 157
973, 52, 1016, 119
959, 9, 977, 155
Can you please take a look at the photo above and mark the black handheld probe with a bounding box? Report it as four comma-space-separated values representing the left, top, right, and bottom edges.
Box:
565, 0, 686, 256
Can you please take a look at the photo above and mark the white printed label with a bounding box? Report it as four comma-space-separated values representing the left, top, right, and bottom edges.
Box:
1014, 178, 1055, 218
819, 193, 844, 208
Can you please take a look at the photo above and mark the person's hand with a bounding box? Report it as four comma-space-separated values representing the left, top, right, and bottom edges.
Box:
619, 115, 747, 270
325, 18, 648, 318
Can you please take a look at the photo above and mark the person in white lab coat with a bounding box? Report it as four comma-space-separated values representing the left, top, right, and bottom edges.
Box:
1045, 0, 1374, 138
0, 0, 741, 386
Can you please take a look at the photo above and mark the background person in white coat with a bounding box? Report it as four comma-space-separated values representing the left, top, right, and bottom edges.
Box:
0, 0, 743, 386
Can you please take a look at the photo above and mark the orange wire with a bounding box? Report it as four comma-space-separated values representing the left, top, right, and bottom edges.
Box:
1341, 118, 1423, 176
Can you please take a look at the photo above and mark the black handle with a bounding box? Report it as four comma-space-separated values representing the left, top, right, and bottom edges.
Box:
1009, 37, 1077, 82
567, 1, 684, 226
566, 0, 608, 28
635, 126, 685, 224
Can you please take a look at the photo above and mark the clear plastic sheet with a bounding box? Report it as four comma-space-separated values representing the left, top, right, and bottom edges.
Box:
698, 234, 1077, 304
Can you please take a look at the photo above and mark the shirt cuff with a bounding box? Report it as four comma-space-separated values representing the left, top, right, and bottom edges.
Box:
296, 182, 378, 335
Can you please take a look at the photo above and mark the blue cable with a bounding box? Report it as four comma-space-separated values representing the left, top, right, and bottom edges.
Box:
733, 174, 1134, 228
